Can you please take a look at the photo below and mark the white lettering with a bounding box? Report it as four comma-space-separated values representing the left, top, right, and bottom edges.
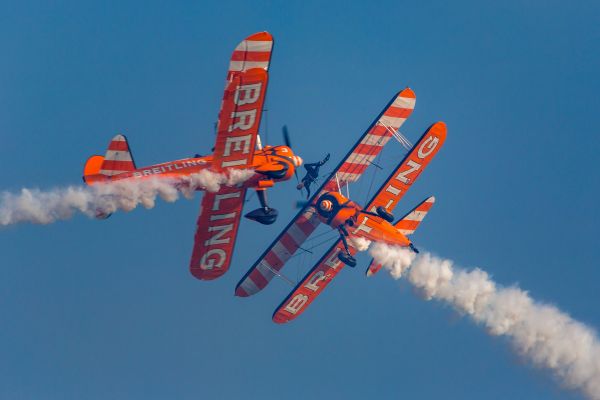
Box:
386, 185, 401, 196
324, 251, 342, 269
222, 159, 247, 168
229, 110, 256, 132
212, 191, 241, 211
396, 159, 421, 184
204, 224, 234, 246
354, 217, 372, 235
418, 136, 439, 159
200, 249, 226, 270
210, 213, 236, 221
223, 134, 252, 156
284, 294, 309, 314
234, 83, 262, 106
305, 271, 326, 292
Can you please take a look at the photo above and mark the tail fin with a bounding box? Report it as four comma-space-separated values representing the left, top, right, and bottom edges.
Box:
365, 196, 435, 277
99, 134, 136, 176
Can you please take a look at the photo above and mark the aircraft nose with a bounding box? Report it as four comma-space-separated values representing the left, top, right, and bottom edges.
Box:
293, 155, 303, 167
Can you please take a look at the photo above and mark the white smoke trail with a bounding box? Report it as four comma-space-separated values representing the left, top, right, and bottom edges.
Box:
0, 169, 255, 226
370, 243, 600, 400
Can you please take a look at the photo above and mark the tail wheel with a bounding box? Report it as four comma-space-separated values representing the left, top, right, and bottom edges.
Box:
376, 206, 394, 223
337, 251, 357, 267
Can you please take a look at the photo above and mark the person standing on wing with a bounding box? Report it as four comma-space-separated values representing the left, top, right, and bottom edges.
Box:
296, 153, 330, 199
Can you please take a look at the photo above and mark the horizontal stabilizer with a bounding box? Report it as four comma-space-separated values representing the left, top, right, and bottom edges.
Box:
395, 196, 435, 236
365, 196, 435, 277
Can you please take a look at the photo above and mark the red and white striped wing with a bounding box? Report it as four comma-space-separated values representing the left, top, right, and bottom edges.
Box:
235, 206, 321, 296
235, 89, 416, 297
272, 240, 353, 323
188, 33, 273, 280
274, 123, 447, 320
212, 68, 269, 169
324, 88, 416, 191
227, 32, 274, 79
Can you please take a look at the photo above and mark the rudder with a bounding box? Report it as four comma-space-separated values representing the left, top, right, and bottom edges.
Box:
99, 134, 136, 176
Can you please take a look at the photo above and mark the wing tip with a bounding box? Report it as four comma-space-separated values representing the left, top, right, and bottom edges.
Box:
272, 313, 289, 324
400, 87, 416, 99
246, 31, 273, 42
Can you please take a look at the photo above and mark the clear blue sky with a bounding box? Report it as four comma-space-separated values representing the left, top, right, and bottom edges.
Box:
1, 1, 599, 399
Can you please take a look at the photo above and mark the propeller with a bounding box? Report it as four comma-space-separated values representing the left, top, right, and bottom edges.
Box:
282, 125, 292, 148
282, 125, 300, 183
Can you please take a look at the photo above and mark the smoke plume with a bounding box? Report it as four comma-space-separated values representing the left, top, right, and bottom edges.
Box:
370, 243, 600, 400
0, 169, 254, 226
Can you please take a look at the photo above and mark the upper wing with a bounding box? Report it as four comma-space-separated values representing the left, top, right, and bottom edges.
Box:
188, 33, 273, 280
324, 88, 416, 191
189, 187, 247, 280
273, 122, 447, 321
362, 121, 446, 214
227, 31, 274, 79
212, 68, 269, 169
213, 32, 273, 168
234, 89, 416, 297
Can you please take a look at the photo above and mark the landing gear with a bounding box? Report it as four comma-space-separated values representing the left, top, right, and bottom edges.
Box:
337, 251, 357, 267
360, 207, 394, 223
244, 189, 278, 225
337, 225, 357, 267
375, 206, 394, 223
409, 243, 419, 254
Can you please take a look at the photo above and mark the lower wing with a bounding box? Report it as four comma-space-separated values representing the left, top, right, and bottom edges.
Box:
272, 239, 352, 323
189, 186, 247, 280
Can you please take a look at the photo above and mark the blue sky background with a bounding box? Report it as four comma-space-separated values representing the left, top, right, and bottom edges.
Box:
1, 1, 599, 399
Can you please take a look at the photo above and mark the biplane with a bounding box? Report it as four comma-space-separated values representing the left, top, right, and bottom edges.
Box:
82, 32, 304, 280
235, 89, 447, 323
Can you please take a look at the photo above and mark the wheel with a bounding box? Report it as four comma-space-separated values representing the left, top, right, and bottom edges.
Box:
337, 251, 357, 267
244, 208, 279, 225
376, 206, 394, 223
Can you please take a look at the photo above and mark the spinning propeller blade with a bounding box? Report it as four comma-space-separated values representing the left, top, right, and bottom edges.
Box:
282, 125, 300, 182
282, 125, 292, 148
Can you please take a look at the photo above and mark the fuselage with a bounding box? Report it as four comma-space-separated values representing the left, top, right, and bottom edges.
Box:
84, 145, 302, 190
315, 191, 411, 247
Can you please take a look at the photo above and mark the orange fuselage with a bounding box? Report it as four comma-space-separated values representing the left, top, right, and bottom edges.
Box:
315, 191, 411, 248
84, 145, 301, 190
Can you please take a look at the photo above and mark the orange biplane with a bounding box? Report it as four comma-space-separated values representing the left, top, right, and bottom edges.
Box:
82, 32, 303, 280
235, 89, 447, 323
